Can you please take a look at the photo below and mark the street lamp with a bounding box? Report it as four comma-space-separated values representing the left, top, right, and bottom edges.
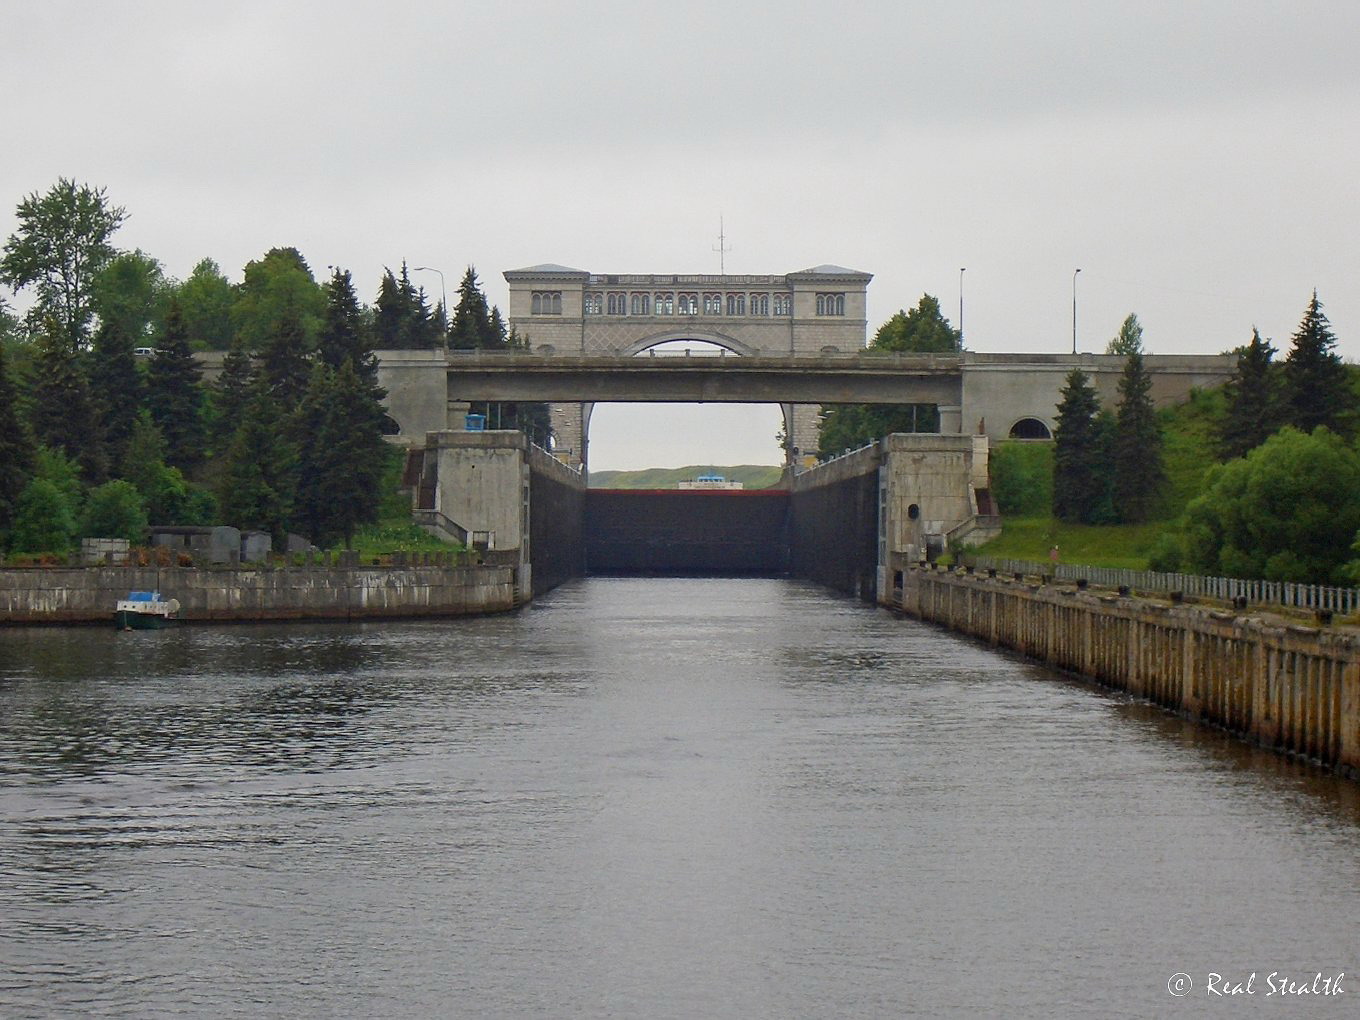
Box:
1072, 268, 1081, 354
412, 265, 448, 352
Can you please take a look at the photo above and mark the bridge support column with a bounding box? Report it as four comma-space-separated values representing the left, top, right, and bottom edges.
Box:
783, 403, 822, 467
549, 402, 586, 470
938, 404, 963, 434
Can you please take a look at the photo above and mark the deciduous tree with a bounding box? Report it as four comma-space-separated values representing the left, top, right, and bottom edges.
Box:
175, 257, 236, 349
1105, 313, 1144, 356
0, 178, 127, 352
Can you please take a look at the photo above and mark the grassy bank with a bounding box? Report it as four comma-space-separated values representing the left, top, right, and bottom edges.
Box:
970, 516, 1168, 570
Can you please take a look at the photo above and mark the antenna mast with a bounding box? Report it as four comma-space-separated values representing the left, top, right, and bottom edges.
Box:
713, 216, 732, 275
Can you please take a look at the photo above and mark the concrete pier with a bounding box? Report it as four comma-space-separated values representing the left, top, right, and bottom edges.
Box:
899, 568, 1360, 777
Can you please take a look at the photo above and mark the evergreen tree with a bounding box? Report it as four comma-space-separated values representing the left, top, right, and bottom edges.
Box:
1220, 327, 1281, 459
87, 316, 143, 471
1111, 350, 1164, 522
218, 382, 297, 549
28, 317, 104, 480
488, 305, 508, 349
1106, 313, 1144, 356
0, 341, 36, 540
211, 339, 255, 449
318, 268, 369, 371
294, 361, 389, 547
449, 266, 497, 350
1052, 368, 1110, 523
145, 298, 205, 470
1283, 291, 1349, 436
258, 298, 313, 410
374, 268, 406, 348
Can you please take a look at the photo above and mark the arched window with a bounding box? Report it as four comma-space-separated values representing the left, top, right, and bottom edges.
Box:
655, 292, 674, 315
816, 293, 845, 316
607, 292, 626, 315
727, 293, 745, 316
750, 293, 769, 316
678, 293, 698, 314
531, 291, 561, 315
1008, 417, 1053, 440
632, 293, 650, 315
703, 293, 722, 315
773, 294, 791, 316
584, 292, 603, 315
815, 294, 826, 316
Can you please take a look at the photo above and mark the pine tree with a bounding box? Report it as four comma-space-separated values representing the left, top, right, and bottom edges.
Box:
1052, 369, 1110, 523
1283, 291, 1349, 435
28, 317, 104, 480
258, 298, 313, 410
0, 341, 36, 539
318, 268, 368, 371
1220, 328, 1281, 459
449, 266, 496, 350
374, 268, 405, 349
87, 317, 143, 471
145, 298, 205, 471
218, 382, 297, 549
212, 339, 255, 450
1111, 350, 1164, 522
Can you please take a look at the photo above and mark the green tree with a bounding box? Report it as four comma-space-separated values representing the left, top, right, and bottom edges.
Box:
449, 266, 499, 350
89, 249, 168, 346
145, 298, 206, 470
0, 178, 127, 352
79, 480, 148, 542
119, 412, 210, 525
87, 315, 144, 471
374, 263, 437, 349
211, 339, 255, 449
1283, 291, 1349, 436
28, 318, 105, 480
318, 268, 372, 371
10, 478, 76, 555
990, 441, 1053, 517
231, 247, 324, 353
218, 383, 297, 548
1105, 313, 1144, 356
1052, 368, 1112, 523
1111, 350, 1164, 522
175, 257, 236, 349
257, 298, 314, 410
1219, 327, 1281, 459
0, 341, 36, 540
816, 295, 959, 456
1183, 427, 1360, 585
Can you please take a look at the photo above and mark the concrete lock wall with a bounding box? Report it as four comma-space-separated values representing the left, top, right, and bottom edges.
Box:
789, 445, 881, 599
899, 568, 1360, 778
527, 443, 587, 595
0, 562, 518, 624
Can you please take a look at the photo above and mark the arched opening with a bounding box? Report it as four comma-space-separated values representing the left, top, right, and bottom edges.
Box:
1008, 417, 1053, 440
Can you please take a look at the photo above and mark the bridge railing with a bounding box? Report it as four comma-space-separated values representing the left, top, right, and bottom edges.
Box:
962, 555, 1360, 615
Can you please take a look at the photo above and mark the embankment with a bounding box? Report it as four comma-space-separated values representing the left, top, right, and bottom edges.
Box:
0, 561, 518, 624
900, 567, 1360, 778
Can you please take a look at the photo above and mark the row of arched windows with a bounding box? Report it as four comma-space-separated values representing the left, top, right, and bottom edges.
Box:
580, 291, 797, 317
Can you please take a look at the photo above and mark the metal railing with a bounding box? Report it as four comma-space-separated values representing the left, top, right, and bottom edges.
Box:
963, 555, 1360, 615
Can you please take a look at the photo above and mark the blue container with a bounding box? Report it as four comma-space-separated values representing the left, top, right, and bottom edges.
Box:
465, 413, 487, 432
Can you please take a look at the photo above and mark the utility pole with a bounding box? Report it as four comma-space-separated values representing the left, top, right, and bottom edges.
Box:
1072, 268, 1082, 354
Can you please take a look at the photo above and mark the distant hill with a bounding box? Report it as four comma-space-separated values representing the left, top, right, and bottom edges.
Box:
588, 464, 785, 489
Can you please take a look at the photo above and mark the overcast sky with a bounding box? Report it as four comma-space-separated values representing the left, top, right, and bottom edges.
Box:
4, 1, 1357, 469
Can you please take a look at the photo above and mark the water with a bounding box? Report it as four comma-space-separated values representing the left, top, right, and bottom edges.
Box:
2, 577, 1357, 1018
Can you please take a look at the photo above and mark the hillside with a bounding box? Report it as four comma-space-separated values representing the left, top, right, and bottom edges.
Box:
588, 464, 785, 489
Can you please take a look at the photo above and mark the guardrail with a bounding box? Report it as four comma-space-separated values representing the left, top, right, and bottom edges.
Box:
964, 555, 1360, 615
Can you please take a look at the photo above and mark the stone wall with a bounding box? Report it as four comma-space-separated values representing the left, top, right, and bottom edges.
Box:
527, 443, 587, 595
900, 567, 1360, 778
789, 445, 881, 599
0, 563, 517, 624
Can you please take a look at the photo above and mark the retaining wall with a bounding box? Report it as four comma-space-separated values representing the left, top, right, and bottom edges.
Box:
0, 563, 518, 624
901, 568, 1360, 777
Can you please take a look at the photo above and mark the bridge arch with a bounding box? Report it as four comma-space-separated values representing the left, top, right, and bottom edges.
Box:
619, 330, 761, 358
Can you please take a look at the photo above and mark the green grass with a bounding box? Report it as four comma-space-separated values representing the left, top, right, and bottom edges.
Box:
336, 522, 465, 557
970, 516, 1170, 570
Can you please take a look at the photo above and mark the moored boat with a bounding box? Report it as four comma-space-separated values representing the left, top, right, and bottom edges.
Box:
114, 591, 181, 630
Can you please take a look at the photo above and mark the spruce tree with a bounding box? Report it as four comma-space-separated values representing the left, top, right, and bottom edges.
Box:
1220, 328, 1280, 459
1052, 368, 1108, 523
1283, 291, 1349, 435
1111, 351, 1164, 522
29, 317, 104, 480
258, 298, 313, 411
318, 267, 385, 408
87, 317, 143, 471
374, 268, 405, 348
219, 382, 297, 549
449, 266, 496, 350
0, 341, 36, 539
212, 339, 255, 450
145, 298, 205, 471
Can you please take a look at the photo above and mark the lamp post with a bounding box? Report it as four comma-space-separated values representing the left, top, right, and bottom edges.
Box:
412, 265, 448, 352
959, 267, 966, 342
1072, 268, 1081, 354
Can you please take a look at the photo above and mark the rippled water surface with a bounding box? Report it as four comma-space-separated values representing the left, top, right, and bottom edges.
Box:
2, 578, 1358, 1017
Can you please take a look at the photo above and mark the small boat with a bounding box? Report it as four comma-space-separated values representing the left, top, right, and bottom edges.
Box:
114, 591, 181, 630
